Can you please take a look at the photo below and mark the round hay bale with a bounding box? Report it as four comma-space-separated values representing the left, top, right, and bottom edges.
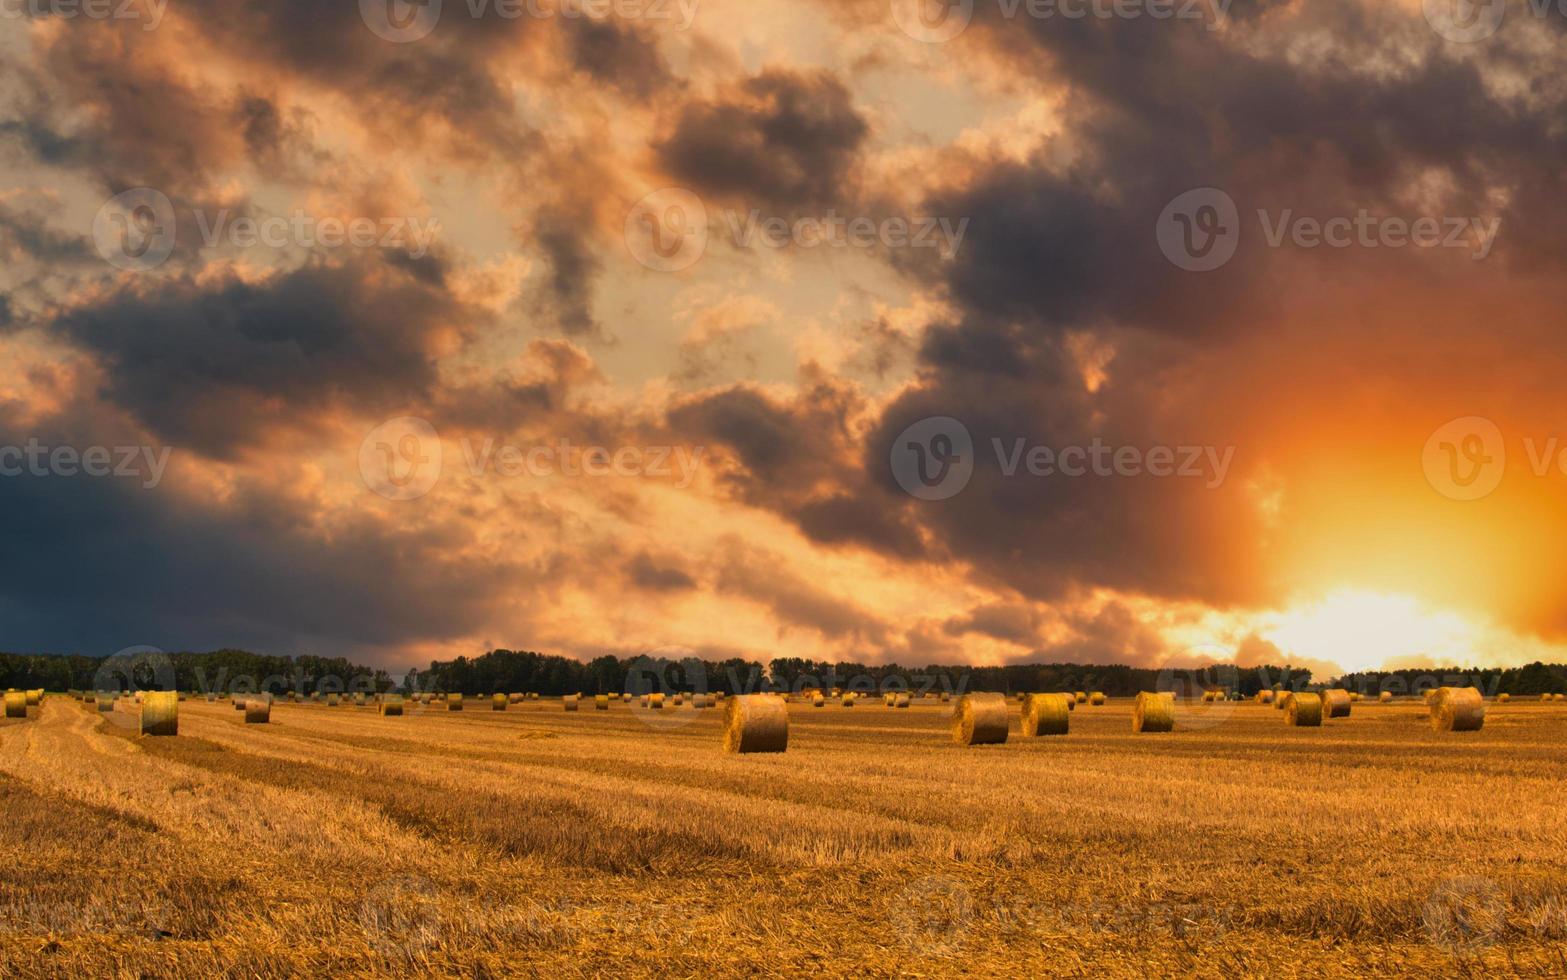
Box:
595, 694, 609, 710
492, 694, 508, 711
140, 692, 178, 736
3, 691, 26, 718
883, 693, 896, 707
951, 692, 1010, 746
722, 694, 789, 754
379, 698, 404, 717
1089, 692, 1105, 705
83, 692, 95, 704
1422, 689, 1438, 702
1285, 692, 1323, 727
326, 693, 340, 706
647, 693, 664, 710
1274, 692, 1290, 710
1542, 693, 1553, 702
97, 697, 113, 713
1201, 691, 1217, 703
1431, 687, 1485, 732
447, 694, 463, 711
25, 690, 41, 707
1321, 689, 1352, 719
244, 697, 271, 724
1060, 694, 1075, 712
812, 694, 825, 707
564, 694, 580, 712
895, 693, 911, 708
233, 698, 246, 711
1379, 691, 1393, 703
1556, 693, 1566, 703
1256, 690, 1275, 704
841, 693, 855, 707
1497, 693, 1511, 703
1020, 693, 1070, 737
1131, 692, 1175, 733
1348, 691, 1362, 702
1074, 692, 1088, 704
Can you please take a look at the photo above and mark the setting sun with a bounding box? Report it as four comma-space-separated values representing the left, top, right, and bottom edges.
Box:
1264, 591, 1487, 675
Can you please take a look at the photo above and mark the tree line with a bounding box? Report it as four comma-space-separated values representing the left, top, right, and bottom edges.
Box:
0, 649, 391, 695
6, 645, 1562, 698
1331, 662, 1567, 697
410, 650, 1317, 697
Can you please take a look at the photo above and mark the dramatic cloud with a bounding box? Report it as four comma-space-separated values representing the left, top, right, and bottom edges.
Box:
2, 0, 1566, 676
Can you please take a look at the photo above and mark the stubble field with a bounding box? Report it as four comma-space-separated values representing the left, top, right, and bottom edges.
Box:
1, 694, 1565, 978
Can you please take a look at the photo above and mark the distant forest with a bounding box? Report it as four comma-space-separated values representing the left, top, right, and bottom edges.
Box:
3, 647, 1564, 697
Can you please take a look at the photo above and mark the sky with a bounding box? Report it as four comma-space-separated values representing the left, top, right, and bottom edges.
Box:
1, 0, 1564, 677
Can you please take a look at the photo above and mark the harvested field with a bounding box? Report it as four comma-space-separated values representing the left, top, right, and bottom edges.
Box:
1, 696, 1566, 977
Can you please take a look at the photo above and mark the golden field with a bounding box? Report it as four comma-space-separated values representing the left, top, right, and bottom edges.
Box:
2, 695, 1566, 978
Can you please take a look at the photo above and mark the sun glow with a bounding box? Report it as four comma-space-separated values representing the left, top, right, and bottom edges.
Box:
1263, 590, 1487, 675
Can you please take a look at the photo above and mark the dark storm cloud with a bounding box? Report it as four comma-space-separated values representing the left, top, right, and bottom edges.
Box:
714, 542, 889, 641
534, 207, 604, 337
832, 0, 1567, 624
45, 257, 468, 458
0, 410, 522, 660
1023, 601, 1170, 667
655, 69, 869, 208
565, 19, 672, 100
625, 552, 697, 592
